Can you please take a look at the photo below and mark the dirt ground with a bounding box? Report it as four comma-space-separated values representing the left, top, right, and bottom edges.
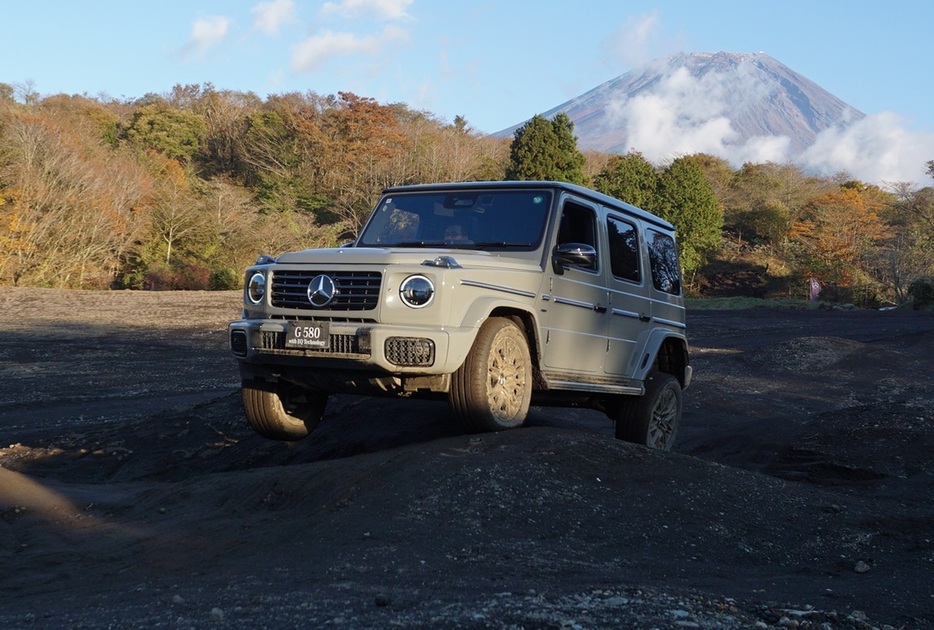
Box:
1, 288, 932, 628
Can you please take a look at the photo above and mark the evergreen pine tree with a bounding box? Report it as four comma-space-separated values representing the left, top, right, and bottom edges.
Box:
593, 151, 658, 209
505, 113, 588, 185
656, 156, 723, 278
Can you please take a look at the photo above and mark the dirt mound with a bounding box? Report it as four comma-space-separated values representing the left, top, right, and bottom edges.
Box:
769, 401, 934, 484
1, 393, 463, 483
747, 335, 918, 376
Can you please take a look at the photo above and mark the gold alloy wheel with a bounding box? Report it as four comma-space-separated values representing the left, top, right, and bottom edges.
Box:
486, 327, 529, 421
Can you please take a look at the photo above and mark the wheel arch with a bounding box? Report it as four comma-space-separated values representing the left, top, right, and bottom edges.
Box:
459, 300, 543, 388
459, 297, 539, 350
498, 306, 550, 392
634, 330, 691, 389
488, 305, 541, 364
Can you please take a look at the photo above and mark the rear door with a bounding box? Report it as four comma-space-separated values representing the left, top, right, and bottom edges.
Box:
603, 213, 653, 378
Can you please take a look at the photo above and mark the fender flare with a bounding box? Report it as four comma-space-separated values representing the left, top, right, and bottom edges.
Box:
454, 296, 542, 363
632, 327, 691, 387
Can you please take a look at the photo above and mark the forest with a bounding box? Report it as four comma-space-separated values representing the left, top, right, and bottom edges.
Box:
1, 82, 932, 306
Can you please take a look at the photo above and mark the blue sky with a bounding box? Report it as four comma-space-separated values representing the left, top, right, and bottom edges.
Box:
3, 0, 932, 184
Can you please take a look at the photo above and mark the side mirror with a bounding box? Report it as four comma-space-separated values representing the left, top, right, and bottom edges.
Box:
552, 242, 597, 274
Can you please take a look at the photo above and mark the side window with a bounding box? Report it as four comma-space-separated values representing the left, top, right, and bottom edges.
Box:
647, 229, 682, 295
607, 215, 640, 283
556, 201, 598, 271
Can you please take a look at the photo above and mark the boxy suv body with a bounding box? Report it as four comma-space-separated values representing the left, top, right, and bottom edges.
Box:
229, 181, 692, 449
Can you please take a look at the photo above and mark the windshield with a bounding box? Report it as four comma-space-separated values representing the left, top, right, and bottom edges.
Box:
357, 189, 553, 250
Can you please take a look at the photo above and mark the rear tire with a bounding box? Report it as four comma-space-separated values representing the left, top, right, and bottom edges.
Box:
241, 379, 327, 441
449, 317, 532, 433
613, 372, 682, 450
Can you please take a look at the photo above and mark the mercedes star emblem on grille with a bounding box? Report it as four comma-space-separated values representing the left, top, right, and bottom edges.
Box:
307, 274, 337, 307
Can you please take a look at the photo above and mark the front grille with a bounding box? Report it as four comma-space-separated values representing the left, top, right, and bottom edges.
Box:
260, 331, 364, 355
385, 337, 435, 367
271, 270, 381, 310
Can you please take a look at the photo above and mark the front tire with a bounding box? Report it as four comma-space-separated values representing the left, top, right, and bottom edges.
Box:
450, 317, 532, 433
613, 372, 682, 450
241, 379, 327, 441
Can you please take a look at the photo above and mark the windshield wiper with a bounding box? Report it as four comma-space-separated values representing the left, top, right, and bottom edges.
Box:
391, 241, 446, 248
471, 241, 532, 248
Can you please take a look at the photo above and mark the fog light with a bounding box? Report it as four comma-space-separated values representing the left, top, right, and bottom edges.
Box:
385, 337, 435, 366
230, 329, 248, 356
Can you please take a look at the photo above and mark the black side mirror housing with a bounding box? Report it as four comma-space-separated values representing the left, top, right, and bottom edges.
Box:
552, 242, 597, 274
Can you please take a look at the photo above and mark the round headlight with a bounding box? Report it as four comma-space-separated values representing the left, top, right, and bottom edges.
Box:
399, 275, 434, 308
247, 272, 266, 304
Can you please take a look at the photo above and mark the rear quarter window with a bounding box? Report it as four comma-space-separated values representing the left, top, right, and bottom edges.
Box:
647, 229, 682, 295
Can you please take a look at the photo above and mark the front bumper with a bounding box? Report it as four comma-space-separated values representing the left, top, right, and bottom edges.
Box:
228, 319, 473, 375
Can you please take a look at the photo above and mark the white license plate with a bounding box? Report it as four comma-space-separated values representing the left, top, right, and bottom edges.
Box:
284, 321, 330, 349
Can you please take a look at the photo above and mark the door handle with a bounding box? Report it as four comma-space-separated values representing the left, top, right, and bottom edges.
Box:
594, 304, 607, 314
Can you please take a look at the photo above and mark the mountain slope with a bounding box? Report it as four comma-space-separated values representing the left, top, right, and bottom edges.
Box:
497, 51, 865, 158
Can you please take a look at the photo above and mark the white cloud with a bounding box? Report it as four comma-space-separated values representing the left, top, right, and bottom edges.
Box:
605, 12, 660, 67
251, 0, 297, 36
801, 112, 934, 185
320, 0, 413, 20
602, 11, 685, 69
181, 15, 231, 57
291, 25, 408, 72
731, 135, 793, 165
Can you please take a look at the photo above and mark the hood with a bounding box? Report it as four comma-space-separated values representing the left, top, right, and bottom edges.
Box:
274, 247, 541, 271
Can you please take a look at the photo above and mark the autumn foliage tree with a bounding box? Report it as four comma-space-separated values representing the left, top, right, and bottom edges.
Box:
239, 101, 326, 215
390, 109, 507, 184
0, 108, 144, 287
720, 162, 831, 252
788, 185, 889, 287
870, 183, 934, 301
317, 92, 409, 232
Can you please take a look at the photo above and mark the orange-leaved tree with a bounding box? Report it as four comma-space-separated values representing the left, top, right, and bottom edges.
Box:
0, 108, 145, 287
789, 185, 890, 286
318, 92, 408, 235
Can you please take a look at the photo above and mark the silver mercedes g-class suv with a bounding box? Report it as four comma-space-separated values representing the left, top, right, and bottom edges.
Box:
229, 181, 692, 449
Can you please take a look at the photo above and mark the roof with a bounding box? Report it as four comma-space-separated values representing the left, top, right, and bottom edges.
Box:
381, 180, 675, 231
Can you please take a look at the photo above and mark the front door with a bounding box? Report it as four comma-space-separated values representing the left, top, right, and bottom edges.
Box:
539, 198, 608, 377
